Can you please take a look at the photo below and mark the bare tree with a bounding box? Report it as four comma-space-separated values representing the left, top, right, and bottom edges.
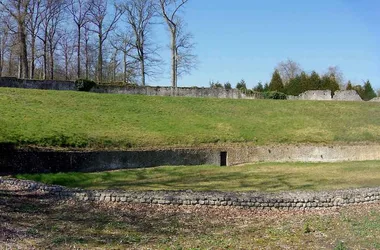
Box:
88, 0, 124, 83
110, 32, 135, 84
37, 0, 65, 79
27, 0, 44, 79
326, 65, 344, 88
160, 0, 197, 88
123, 0, 156, 86
173, 19, 196, 81
275, 59, 302, 84
0, 24, 10, 76
58, 30, 75, 80
0, 0, 30, 78
83, 23, 92, 79
67, 0, 91, 79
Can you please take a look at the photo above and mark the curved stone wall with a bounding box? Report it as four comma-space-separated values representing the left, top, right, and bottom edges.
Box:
1, 177, 379, 210
2, 144, 380, 174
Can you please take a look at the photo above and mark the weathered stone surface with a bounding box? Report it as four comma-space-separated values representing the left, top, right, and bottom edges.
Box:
2, 177, 380, 210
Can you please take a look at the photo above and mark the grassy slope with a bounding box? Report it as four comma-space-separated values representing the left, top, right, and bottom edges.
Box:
1, 87, 380, 149
16, 161, 380, 192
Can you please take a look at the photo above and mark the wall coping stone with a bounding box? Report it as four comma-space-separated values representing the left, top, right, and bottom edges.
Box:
1, 177, 379, 210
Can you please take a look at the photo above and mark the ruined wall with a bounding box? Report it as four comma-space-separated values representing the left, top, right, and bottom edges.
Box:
0, 145, 220, 174
226, 144, 380, 166
2, 144, 380, 174
91, 85, 258, 99
370, 97, 380, 102
0, 77, 76, 90
333, 90, 362, 101
297, 90, 332, 100
0, 77, 372, 102
2, 177, 380, 210
0, 77, 258, 99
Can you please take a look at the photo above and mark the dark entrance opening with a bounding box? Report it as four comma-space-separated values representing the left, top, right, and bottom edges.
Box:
220, 152, 227, 166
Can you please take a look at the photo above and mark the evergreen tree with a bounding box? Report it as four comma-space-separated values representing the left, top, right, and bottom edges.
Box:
362, 80, 377, 101
224, 82, 232, 90
309, 71, 321, 90
263, 83, 269, 92
269, 70, 284, 92
299, 71, 310, 93
236, 79, 247, 91
346, 81, 353, 90
253, 82, 264, 92
285, 75, 302, 96
321, 74, 340, 93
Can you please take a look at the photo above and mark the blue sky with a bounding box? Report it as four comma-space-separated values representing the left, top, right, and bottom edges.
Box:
152, 0, 380, 90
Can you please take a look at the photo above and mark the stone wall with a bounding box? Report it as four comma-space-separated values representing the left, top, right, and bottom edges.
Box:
226, 144, 380, 166
0, 77, 372, 102
297, 90, 332, 100
0, 77, 258, 99
370, 97, 380, 102
289, 90, 364, 101
0, 77, 76, 91
2, 144, 380, 174
0, 144, 220, 174
333, 90, 362, 101
1, 177, 379, 210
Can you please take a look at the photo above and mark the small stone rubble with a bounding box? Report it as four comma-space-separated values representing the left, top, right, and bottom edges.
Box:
1, 177, 380, 210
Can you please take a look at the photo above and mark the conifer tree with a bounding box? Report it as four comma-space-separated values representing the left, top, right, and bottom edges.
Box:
362, 80, 377, 101
309, 71, 321, 90
346, 81, 353, 90
269, 70, 284, 92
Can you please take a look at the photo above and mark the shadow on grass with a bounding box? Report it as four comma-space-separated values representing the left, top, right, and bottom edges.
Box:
0, 187, 212, 248
16, 168, 332, 192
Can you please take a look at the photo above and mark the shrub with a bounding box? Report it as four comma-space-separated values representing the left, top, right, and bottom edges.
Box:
263, 91, 287, 100
74, 79, 97, 92
224, 82, 232, 90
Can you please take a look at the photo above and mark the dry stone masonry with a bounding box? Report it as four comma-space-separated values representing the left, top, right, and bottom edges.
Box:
1, 177, 380, 210
0, 77, 376, 101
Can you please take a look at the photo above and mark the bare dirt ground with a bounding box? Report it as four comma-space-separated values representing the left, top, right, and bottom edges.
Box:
1, 183, 380, 249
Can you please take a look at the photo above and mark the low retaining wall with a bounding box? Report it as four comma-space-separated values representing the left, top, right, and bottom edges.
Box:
0, 77, 257, 99
0, 145, 220, 174
226, 144, 380, 166
2, 144, 380, 174
1, 177, 380, 210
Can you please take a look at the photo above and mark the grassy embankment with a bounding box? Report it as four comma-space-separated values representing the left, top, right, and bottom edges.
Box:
1, 87, 380, 149
16, 161, 380, 192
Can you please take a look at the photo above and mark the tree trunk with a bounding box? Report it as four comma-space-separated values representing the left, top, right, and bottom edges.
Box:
0, 37, 3, 77
19, 23, 28, 79
97, 29, 103, 83
97, 41, 102, 83
141, 54, 145, 86
43, 32, 47, 79
18, 56, 22, 78
49, 43, 54, 79
8, 50, 13, 76
171, 30, 176, 88
77, 24, 81, 79
65, 51, 69, 80
85, 39, 89, 79
123, 51, 127, 84
30, 36, 36, 79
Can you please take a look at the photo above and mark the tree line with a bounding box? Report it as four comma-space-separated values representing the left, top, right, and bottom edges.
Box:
210, 59, 378, 101
0, 0, 196, 87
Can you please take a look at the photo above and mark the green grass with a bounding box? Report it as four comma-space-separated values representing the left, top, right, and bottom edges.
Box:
1, 87, 380, 149
16, 161, 380, 192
